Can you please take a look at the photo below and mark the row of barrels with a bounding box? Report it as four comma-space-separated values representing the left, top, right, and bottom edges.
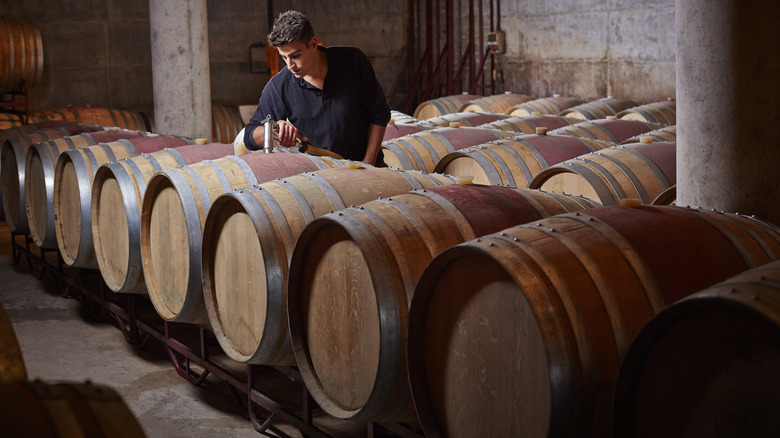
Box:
4, 113, 778, 436
0, 304, 146, 436
413, 92, 676, 125
0, 104, 246, 144
382, 109, 677, 207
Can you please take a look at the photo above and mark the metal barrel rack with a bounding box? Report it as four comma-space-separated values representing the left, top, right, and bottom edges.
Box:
8, 230, 423, 438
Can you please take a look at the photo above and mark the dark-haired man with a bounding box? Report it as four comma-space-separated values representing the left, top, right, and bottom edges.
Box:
243, 10, 390, 165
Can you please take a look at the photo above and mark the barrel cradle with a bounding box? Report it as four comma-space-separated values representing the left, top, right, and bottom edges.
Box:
141, 152, 346, 325
286, 185, 600, 422
200, 167, 457, 368
407, 205, 780, 437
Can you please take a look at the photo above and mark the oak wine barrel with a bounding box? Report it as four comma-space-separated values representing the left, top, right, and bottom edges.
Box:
434, 133, 614, 187
35, 106, 150, 131
0, 18, 43, 92
459, 92, 536, 114
550, 118, 665, 144
620, 125, 677, 145
478, 114, 579, 135
0, 112, 22, 130
529, 141, 676, 205
506, 95, 585, 116
1, 125, 106, 233
413, 94, 480, 120
0, 380, 146, 437
407, 205, 780, 437
211, 104, 244, 144
51, 136, 195, 267
559, 97, 638, 120
141, 152, 346, 324
286, 186, 599, 421
617, 99, 677, 126
92, 143, 238, 293
25, 130, 161, 249
614, 258, 780, 438
200, 167, 456, 367
415, 112, 509, 130
381, 126, 513, 172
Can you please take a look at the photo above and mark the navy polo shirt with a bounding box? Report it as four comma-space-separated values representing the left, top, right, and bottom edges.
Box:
244, 45, 391, 161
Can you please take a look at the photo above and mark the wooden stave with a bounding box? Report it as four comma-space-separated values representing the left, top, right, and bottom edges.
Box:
407, 205, 780, 438
201, 168, 457, 368
286, 186, 600, 422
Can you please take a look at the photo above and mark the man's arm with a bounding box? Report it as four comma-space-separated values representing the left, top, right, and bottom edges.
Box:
362, 123, 386, 165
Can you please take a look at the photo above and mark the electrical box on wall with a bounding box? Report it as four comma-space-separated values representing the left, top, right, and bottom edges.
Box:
487, 31, 506, 54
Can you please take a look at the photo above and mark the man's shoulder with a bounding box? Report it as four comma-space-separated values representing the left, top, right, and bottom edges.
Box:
325, 45, 368, 61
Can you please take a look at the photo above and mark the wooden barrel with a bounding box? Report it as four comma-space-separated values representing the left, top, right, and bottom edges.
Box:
559, 97, 638, 120
529, 141, 676, 205
381, 126, 513, 172
620, 125, 677, 144
141, 152, 345, 324
0, 121, 98, 145
413, 94, 480, 120
211, 104, 244, 144
24, 130, 155, 249
0, 304, 26, 383
0, 380, 146, 437
0, 112, 23, 130
286, 186, 599, 421
415, 112, 509, 129
52, 137, 195, 268
201, 167, 456, 367
651, 184, 676, 205
617, 99, 677, 126
390, 110, 418, 124
0, 18, 43, 92
2, 126, 100, 233
383, 121, 428, 141
478, 114, 579, 134
407, 205, 780, 437
434, 134, 614, 187
459, 92, 536, 114
38, 106, 150, 131
92, 143, 238, 293
550, 119, 665, 144
613, 259, 780, 438
506, 95, 586, 116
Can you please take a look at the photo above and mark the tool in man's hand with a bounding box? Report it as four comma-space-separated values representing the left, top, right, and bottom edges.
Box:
261, 114, 343, 159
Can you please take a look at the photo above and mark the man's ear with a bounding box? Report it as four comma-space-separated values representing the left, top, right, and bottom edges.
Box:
309, 37, 318, 48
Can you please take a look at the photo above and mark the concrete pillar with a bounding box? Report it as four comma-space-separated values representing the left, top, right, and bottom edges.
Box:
149, 0, 211, 140
677, 1, 780, 225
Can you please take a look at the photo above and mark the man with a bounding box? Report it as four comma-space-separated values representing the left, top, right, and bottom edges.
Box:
244, 10, 391, 165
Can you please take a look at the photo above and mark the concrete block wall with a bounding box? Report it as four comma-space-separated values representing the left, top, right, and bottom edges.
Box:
496, 0, 675, 102
1, 0, 674, 115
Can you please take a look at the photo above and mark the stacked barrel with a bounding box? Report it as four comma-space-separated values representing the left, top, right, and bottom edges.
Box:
8, 90, 779, 437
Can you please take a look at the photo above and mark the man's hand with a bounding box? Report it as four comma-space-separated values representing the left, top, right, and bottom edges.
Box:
275, 120, 309, 147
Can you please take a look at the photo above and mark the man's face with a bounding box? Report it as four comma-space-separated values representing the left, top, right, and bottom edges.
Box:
277, 37, 318, 78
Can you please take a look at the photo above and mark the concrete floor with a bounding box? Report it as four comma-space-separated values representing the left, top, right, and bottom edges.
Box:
0, 221, 379, 438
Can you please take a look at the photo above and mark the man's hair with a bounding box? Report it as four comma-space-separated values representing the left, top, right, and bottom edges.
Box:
267, 10, 315, 47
